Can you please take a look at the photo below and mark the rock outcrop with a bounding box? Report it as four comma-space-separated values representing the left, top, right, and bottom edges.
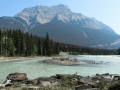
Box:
6, 72, 28, 83
44, 57, 107, 66
1, 73, 120, 90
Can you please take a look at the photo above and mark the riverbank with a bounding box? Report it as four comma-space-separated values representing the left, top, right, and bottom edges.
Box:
1, 72, 120, 90
0, 56, 51, 62
0, 51, 68, 62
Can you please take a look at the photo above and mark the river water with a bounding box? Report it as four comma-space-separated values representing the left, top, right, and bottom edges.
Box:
0, 55, 120, 83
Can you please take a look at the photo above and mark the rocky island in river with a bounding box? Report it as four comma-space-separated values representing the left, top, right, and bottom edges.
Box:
44, 57, 106, 66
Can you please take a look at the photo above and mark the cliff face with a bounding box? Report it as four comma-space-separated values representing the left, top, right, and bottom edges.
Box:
15, 4, 70, 25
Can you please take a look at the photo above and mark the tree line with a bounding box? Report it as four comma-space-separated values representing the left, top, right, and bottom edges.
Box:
0, 28, 118, 57
0, 29, 60, 56
60, 44, 117, 55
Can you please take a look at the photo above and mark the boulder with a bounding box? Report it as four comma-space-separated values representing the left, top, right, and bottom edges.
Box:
6, 72, 28, 83
26, 80, 32, 84
102, 73, 109, 75
40, 81, 52, 87
78, 79, 86, 84
55, 74, 71, 79
113, 76, 119, 81
32, 76, 56, 85
110, 74, 120, 80
28, 86, 39, 90
75, 84, 95, 90
96, 73, 114, 80
32, 79, 38, 85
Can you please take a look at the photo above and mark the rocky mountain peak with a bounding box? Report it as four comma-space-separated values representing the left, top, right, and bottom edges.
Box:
52, 4, 71, 12
14, 4, 116, 34
14, 4, 71, 25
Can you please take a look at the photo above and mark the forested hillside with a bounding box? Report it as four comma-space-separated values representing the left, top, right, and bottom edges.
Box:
0, 29, 118, 57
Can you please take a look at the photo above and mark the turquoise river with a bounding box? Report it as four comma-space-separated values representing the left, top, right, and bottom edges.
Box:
0, 55, 120, 83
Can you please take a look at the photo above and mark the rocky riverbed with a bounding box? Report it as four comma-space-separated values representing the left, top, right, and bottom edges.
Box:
1, 72, 120, 90
44, 57, 107, 66
44, 58, 86, 66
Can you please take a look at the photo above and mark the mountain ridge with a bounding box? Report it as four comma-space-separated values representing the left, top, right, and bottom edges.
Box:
14, 4, 116, 34
0, 4, 120, 49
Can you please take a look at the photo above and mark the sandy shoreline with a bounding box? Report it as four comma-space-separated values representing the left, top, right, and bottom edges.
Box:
0, 56, 51, 62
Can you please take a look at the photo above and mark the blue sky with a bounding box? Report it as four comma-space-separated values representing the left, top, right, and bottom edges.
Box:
1, 0, 120, 35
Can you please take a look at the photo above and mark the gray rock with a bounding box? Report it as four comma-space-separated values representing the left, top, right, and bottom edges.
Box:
28, 88, 36, 90
32, 79, 38, 85
78, 79, 87, 84
7, 72, 28, 82
75, 84, 94, 90
51, 81, 59, 86
28, 86, 39, 90
40, 81, 52, 87
113, 76, 119, 81
102, 73, 109, 75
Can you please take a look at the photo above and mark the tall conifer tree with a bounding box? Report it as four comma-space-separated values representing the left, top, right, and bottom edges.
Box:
45, 33, 51, 56
7, 38, 15, 56
38, 38, 42, 55
20, 32, 25, 55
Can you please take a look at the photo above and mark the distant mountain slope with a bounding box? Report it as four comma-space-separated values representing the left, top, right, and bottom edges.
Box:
0, 17, 27, 31
29, 22, 120, 47
0, 4, 120, 48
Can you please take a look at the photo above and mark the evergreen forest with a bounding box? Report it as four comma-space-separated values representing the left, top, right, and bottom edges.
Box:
0, 28, 118, 57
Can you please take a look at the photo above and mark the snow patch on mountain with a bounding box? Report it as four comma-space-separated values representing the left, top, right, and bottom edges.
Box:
110, 39, 120, 45
83, 32, 88, 38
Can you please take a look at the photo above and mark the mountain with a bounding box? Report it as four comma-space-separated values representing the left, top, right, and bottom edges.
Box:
0, 4, 120, 49
0, 16, 27, 31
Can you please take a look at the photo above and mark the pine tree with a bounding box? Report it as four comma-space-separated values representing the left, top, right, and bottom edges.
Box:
30, 34, 35, 55
25, 33, 30, 56
45, 33, 51, 56
4, 30, 8, 55
7, 29, 12, 38
7, 38, 15, 56
56, 42, 60, 54
13, 30, 21, 55
20, 32, 25, 55
42, 37, 46, 55
38, 38, 42, 55
50, 39, 54, 55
